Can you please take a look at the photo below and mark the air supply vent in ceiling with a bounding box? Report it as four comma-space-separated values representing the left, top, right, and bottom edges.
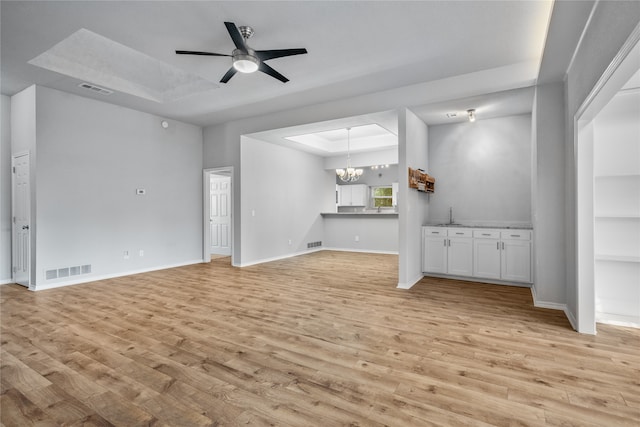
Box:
78, 82, 113, 95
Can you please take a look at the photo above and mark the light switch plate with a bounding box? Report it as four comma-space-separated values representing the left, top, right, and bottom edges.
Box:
136, 188, 146, 195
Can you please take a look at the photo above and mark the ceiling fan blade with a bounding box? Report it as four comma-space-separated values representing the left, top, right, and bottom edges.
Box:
175, 50, 231, 57
220, 67, 238, 83
224, 21, 248, 52
255, 48, 307, 61
259, 62, 289, 83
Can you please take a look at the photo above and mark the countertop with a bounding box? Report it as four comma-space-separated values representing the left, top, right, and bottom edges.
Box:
424, 223, 533, 230
321, 211, 398, 217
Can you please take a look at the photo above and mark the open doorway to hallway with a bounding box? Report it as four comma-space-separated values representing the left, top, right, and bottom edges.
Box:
203, 167, 233, 265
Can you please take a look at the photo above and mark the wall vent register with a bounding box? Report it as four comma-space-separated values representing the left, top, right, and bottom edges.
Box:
45, 264, 92, 280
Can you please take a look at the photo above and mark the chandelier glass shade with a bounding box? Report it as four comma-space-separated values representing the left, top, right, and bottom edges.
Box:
336, 128, 363, 182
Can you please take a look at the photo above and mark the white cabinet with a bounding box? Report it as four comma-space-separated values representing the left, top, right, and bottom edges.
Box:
424, 226, 532, 284
338, 184, 367, 206
500, 232, 532, 283
422, 228, 447, 273
473, 232, 501, 280
422, 227, 472, 276
448, 236, 473, 276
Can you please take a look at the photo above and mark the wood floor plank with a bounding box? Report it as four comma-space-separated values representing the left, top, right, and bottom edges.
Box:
2, 251, 639, 426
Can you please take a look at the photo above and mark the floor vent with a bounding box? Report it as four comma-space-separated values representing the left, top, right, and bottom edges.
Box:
78, 82, 113, 95
45, 264, 92, 280
307, 241, 322, 248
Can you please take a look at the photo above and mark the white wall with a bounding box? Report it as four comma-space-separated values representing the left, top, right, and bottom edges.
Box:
324, 148, 398, 170
428, 114, 532, 226
240, 136, 334, 266
324, 216, 398, 253
532, 83, 566, 306
204, 62, 536, 267
564, 1, 640, 327
27, 86, 203, 289
0, 95, 11, 283
398, 108, 429, 288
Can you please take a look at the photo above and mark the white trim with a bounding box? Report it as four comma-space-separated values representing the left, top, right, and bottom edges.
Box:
397, 274, 423, 290
237, 248, 326, 268
595, 312, 639, 329
530, 285, 567, 310
0, 279, 14, 285
322, 247, 399, 255
423, 273, 531, 288
565, 0, 600, 80
565, 307, 578, 332
32, 259, 203, 291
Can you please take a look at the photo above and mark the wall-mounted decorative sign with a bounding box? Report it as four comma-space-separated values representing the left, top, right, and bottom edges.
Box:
408, 167, 435, 193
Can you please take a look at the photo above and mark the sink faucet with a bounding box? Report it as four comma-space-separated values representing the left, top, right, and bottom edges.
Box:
449, 207, 454, 224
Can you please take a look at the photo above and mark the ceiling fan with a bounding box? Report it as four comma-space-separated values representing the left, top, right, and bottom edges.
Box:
176, 21, 307, 84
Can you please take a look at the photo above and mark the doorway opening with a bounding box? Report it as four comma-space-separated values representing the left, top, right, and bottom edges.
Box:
575, 31, 640, 333
203, 167, 234, 265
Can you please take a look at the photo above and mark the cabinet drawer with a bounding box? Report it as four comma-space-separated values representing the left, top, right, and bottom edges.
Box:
447, 228, 472, 238
473, 230, 501, 239
500, 230, 531, 240
424, 227, 446, 236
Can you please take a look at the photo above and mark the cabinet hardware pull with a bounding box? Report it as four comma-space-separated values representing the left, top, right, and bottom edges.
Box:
443, 240, 446, 247
502, 242, 505, 250
497, 242, 499, 250
511, 234, 520, 237
482, 233, 490, 236
456, 232, 464, 235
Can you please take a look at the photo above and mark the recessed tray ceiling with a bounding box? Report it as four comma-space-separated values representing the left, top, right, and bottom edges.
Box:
284, 123, 397, 154
28, 28, 218, 103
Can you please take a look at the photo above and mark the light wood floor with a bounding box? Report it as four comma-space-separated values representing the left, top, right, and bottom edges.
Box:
1, 251, 638, 426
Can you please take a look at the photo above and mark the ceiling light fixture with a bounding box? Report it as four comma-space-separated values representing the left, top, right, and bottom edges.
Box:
232, 49, 259, 73
336, 128, 363, 182
467, 109, 476, 122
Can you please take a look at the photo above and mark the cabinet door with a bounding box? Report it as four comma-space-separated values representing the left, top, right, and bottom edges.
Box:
447, 237, 473, 276
350, 185, 366, 206
473, 239, 501, 279
338, 185, 351, 206
423, 236, 447, 273
501, 239, 531, 283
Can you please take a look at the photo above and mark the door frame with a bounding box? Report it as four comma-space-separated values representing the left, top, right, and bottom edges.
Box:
11, 151, 31, 288
203, 167, 234, 265
574, 26, 640, 334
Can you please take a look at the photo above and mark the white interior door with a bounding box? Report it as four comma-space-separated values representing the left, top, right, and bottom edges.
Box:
210, 175, 231, 256
12, 153, 30, 287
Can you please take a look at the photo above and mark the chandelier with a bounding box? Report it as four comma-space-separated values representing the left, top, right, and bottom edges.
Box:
336, 127, 363, 182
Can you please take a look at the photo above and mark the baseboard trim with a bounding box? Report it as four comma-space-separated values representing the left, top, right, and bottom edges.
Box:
530, 285, 577, 331
238, 247, 398, 268
0, 278, 14, 286
237, 248, 324, 268
424, 273, 531, 288
397, 274, 423, 290
322, 247, 399, 255
33, 259, 203, 291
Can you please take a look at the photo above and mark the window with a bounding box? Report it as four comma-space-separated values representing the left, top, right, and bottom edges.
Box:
371, 186, 393, 207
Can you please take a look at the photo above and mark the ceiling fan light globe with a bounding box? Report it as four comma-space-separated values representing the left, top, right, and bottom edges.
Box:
233, 54, 259, 73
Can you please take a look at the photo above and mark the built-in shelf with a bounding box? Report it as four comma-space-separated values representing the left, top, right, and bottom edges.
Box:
595, 254, 640, 263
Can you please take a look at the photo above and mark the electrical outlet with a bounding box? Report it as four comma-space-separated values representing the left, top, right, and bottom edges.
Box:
355, 235, 360, 242
139, 250, 144, 257
288, 239, 292, 245
123, 250, 130, 259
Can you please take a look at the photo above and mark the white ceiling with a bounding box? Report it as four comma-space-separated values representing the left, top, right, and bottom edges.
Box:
1, 1, 553, 128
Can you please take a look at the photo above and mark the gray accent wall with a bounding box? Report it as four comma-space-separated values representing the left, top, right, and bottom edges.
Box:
428, 114, 532, 226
